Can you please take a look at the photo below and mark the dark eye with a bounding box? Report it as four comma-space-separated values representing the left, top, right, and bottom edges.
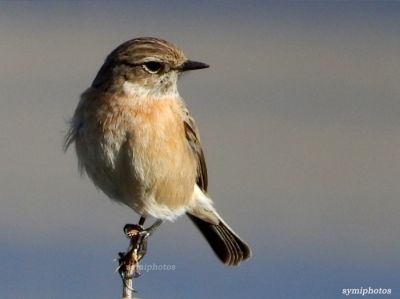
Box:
142, 61, 163, 74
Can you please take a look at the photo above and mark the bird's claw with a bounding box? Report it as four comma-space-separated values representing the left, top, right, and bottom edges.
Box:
123, 224, 143, 238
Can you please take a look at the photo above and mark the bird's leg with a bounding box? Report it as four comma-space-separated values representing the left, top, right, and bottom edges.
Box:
138, 216, 146, 226
130, 219, 164, 262
141, 219, 164, 238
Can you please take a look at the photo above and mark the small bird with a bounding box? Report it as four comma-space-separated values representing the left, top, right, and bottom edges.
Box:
65, 37, 251, 266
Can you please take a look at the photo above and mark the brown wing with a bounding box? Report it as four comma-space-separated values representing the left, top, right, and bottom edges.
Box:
183, 110, 208, 192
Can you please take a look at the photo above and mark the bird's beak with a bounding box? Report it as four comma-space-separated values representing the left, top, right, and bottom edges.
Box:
179, 60, 209, 72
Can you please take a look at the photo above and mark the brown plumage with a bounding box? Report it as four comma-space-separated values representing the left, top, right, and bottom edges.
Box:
65, 37, 251, 266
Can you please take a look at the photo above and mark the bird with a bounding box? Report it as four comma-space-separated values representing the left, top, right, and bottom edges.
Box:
65, 37, 251, 266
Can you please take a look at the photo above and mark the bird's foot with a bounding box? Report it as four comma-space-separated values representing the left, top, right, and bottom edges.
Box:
117, 218, 164, 296
124, 219, 163, 240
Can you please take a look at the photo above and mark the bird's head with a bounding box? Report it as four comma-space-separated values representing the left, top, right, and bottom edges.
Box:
92, 37, 209, 98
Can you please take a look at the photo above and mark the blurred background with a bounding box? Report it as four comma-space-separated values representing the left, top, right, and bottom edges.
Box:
1, 1, 399, 298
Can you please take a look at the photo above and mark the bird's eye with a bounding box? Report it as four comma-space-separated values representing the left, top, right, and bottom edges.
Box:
142, 61, 163, 74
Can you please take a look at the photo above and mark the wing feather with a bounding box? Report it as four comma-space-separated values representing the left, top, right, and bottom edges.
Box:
183, 109, 208, 192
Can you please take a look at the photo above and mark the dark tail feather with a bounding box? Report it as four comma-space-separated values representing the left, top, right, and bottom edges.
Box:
187, 213, 251, 266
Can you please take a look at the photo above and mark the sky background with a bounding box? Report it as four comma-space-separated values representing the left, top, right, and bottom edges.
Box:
1, 1, 399, 298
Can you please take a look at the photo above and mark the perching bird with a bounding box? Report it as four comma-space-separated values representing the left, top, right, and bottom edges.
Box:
65, 37, 251, 266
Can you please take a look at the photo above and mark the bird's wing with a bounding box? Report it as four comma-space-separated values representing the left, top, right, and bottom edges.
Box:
183, 108, 208, 193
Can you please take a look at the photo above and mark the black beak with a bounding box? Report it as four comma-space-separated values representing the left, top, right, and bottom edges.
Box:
180, 60, 209, 72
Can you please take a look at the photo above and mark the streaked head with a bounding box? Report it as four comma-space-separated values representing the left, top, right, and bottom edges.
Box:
91, 37, 209, 97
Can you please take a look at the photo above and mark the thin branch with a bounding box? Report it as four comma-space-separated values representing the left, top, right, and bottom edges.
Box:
117, 224, 148, 299
117, 220, 163, 298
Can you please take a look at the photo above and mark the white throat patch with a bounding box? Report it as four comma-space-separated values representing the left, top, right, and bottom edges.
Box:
122, 75, 179, 99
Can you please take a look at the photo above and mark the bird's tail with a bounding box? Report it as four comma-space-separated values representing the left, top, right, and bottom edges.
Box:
187, 212, 251, 266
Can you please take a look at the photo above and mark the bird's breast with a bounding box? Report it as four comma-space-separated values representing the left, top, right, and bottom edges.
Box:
77, 93, 197, 219
125, 97, 198, 212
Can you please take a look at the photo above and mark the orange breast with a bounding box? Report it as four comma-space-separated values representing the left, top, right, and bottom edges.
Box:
122, 97, 197, 210
77, 89, 197, 215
